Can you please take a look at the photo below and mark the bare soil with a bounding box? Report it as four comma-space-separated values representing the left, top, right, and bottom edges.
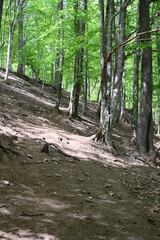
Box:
0, 70, 160, 240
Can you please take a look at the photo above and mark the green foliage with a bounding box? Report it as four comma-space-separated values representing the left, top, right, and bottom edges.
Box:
0, 0, 159, 114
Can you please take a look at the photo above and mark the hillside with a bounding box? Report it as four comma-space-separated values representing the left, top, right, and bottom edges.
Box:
0, 70, 160, 240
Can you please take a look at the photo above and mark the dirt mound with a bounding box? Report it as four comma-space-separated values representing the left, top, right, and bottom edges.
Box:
0, 71, 160, 239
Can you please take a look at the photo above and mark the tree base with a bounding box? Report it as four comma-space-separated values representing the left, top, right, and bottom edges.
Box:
136, 148, 160, 167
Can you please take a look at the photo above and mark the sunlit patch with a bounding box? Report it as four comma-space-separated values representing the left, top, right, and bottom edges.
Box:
12, 195, 70, 212
0, 230, 60, 240
68, 212, 88, 220
0, 206, 11, 215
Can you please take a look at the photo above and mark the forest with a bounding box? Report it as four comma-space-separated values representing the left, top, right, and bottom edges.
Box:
0, 0, 160, 239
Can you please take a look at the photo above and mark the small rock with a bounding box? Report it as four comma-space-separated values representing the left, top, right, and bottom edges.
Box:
109, 191, 115, 196
84, 172, 89, 176
27, 154, 33, 159
43, 158, 50, 163
104, 184, 112, 188
78, 178, 84, 182
46, 174, 51, 177
55, 174, 61, 177
88, 196, 93, 199
3, 180, 10, 186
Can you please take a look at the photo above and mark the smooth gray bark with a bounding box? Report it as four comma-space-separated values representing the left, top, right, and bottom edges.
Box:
54, 0, 63, 110
120, 67, 126, 119
111, 0, 127, 125
137, 0, 153, 157
5, 0, 17, 82
132, 3, 140, 142
97, 0, 113, 148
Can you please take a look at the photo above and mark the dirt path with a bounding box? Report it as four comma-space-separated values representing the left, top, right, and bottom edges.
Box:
0, 71, 160, 240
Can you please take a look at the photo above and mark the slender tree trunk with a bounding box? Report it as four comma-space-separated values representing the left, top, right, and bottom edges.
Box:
156, 19, 160, 135
120, 67, 126, 119
137, 0, 153, 157
5, 0, 14, 82
83, 27, 88, 114
5, 27, 13, 81
132, 48, 140, 139
69, 52, 81, 118
98, 0, 107, 139
5, 0, 19, 82
82, 0, 88, 114
51, 47, 54, 83
97, 0, 113, 148
55, 0, 64, 110
17, 0, 25, 76
0, 0, 4, 29
69, 0, 85, 118
132, 3, 140, 142
111, 0, 127, 124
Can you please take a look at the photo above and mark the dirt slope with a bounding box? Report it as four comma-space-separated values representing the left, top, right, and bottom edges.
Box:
0, 70, 160, 240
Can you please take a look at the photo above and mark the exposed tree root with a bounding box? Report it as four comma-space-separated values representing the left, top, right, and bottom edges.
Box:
135, 156, 151, 166
20, 211, 45, 217
0, 142, 28, 161
135, 148, 160, 167
92, 128, 104, 142
41, 142, 81, 162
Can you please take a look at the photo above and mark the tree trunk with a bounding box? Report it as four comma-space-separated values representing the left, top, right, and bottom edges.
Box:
132, 3, 140, 142
5, 0, 19, 82
83, 28, 88, 114
17, 0, 25, 76
69, 52, 81, 118
156, 19, 160, 135
0, 0, 4, 29
82, 0, 88, 114
98, 0, 107, 140
120, 67, 126, 119
97, 0, 113, 148
111, 0, 127, 125
5, 27, 13, 82
137, 0, 153, 157
55, 0, 64, 110
69, 0, 85, 118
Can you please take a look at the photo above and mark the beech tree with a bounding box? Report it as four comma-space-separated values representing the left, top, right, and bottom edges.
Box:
132, 2, 140, 142
97, 0, 127, 149
156, 18, 160, 134
69, 0, 86, 118
5, 0, 21, 82
54, 0, 64, 110
137, 0, 153, 158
